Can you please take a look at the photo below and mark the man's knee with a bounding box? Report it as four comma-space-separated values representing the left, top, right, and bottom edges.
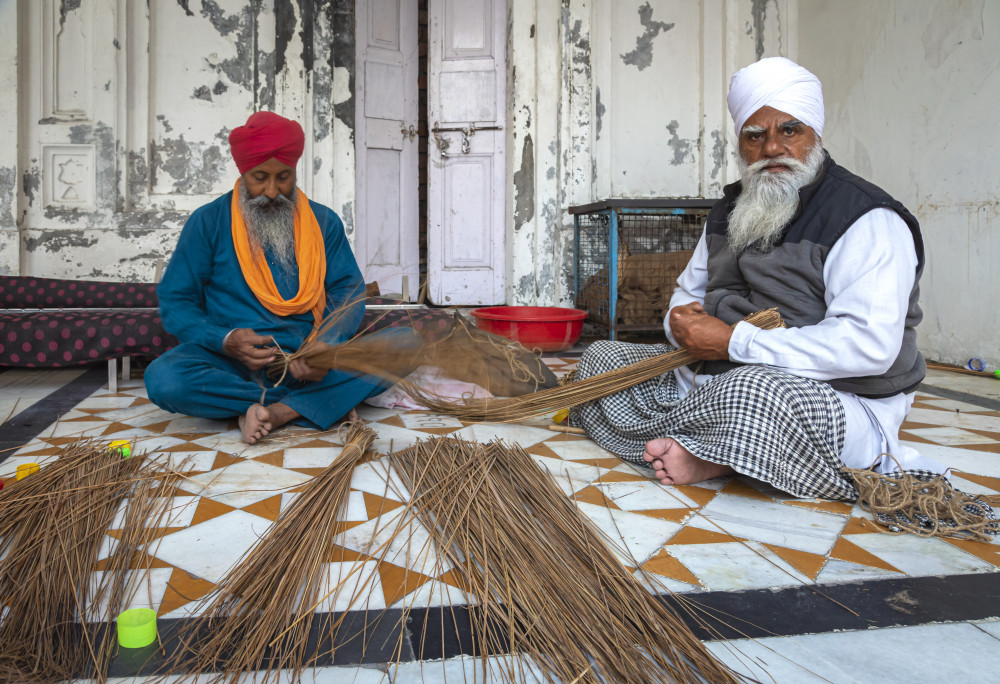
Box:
145, 354, 183, 410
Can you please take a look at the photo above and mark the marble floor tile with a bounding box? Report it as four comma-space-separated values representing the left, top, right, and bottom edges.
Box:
398, 411, 464, 430
905, 426, 998, 446
0, 368, 87, 419
707, 622, 1000, 684
390, 654, 549, 684
334, 507, 451, 578
107, 665, 391, 684
315, 560, 387, 612
177, 460, 313, 508
844, 533, 996, 576
529, 453, 606, 496
919, 398, 1000, 413
906, 407, 1000, 432
900, 440, 1000, 477
370, 422, 434, 455
595, 479, 702, 510
448, 422, 554, 449
686, 493, 845, 555
543, 439, 616, 461
349, 458, 411, 502
976, 620, 1000, 640
152, 509, 276, 583
812, 558, 903, 584
281, 445, 344, 468
143, 450, 219, 472
573, 501, 684, 565
82, 567, 173, 621
109, 495, 199, 529
667, 541, 811, 592
390, 577, 478, 610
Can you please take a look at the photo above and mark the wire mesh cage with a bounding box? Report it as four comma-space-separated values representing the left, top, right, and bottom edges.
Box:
571, 199, 716, 340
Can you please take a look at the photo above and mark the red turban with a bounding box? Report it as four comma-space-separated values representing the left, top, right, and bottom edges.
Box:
228, 111, 305, 174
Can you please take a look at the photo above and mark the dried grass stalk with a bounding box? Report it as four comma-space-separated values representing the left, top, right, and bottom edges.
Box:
164, 423, 378, 682
0, 440, 180, 683
388, 436, 743, 683
405, 308, 785, 422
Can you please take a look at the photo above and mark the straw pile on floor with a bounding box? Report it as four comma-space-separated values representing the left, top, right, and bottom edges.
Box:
388, 436, 741, 683
166, 424, 379, 681
0, 440, 180, 683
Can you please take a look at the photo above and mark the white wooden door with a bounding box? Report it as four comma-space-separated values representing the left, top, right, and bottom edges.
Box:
355, 0, 419, 299
427, 0, 506, 305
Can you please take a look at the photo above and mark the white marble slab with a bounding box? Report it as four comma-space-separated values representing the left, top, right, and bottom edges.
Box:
0, 368, 87, 420
573, 501, 683, 565
687, 493, 845, 555
448, 421, 553, 449
668, 541, 812, 592
900, 440, 1000, 478
281, 445, 343, 468
812, 558, 903, 585
906, 407, 1000, 433
398, 412, 464, 430
150, 510, 275, 584
81, 567, 173, 621
314, 560, 386, 612
176, 460, 311, 508
595, 479, 702, 510
390, 654, 549, 684
844, 533, 995, 576
906, 426, 997, 446
333, 507, 450, 577
707, 622, 1000, 684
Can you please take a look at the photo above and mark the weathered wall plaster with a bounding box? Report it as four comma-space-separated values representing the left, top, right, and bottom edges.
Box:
11, 0, 353, 281
798, 0, 999, 365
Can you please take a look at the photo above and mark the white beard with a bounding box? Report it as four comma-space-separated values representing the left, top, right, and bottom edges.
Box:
727, 143, 826, 254
238, 179, 298, 273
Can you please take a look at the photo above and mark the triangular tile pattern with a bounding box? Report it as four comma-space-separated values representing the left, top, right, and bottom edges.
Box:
7, 370, 1000, 621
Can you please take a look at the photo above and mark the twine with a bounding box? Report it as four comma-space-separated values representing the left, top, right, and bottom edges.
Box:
845, 454, 997, 542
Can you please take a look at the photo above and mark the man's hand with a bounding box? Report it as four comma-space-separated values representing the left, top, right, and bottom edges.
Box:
224, 328, 277, 370
288, 340, 328, 383
668, 303, 733, 360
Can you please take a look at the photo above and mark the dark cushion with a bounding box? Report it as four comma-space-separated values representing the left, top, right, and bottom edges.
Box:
0, 276, 159, 309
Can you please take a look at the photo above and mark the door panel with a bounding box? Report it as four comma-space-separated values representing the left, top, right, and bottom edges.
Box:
427, 0, 505, 305
355, 0, 418, 299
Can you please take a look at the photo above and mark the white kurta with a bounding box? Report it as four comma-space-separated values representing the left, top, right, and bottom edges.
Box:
666, 207, 945, 474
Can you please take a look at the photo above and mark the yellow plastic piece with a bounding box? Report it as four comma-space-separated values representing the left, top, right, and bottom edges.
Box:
16, 463, 40, 480
109, 440, 132, 459
553, 408, 570, 424
116, 608, 157, 648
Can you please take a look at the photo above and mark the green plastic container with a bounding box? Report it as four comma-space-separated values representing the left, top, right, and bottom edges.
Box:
116, 608, 157, 648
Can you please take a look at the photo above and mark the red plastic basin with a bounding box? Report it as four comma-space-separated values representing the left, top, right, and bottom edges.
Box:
470, 306, 588, 352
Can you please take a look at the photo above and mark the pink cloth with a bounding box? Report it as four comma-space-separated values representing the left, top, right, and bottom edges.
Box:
364, 365, 492, 410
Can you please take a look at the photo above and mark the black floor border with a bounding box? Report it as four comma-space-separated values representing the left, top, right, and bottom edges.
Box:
104, 572, 1000, 677
918, 382, 1000, 412
0, 364, 108, 458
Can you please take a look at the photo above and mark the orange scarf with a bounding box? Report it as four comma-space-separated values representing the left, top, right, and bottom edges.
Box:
231, 180, 326, 326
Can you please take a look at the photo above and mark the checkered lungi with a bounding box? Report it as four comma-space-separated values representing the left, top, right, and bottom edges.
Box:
568, 340, 858, 500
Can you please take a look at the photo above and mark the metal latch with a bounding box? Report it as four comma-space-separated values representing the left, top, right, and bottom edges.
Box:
400, 124, 417, 141
431, 121, 503, 156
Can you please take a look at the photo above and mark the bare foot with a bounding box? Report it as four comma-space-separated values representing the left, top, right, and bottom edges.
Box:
343, 407, 360, 423
238, 402, 300, 444
642, 437, 733, 486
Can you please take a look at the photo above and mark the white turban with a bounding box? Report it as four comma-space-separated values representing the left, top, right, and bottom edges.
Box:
727, 57, 824, 139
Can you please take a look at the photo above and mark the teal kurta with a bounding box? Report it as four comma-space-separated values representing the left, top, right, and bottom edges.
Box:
146, 191, 387, 429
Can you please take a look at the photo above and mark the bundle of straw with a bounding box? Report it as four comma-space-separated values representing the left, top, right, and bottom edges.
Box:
405, 308, 785, 422
388, 436, 742, 683
165, 423, 379, 681
0, 440, 180, 683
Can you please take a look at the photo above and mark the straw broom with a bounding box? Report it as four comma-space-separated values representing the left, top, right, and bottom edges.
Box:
164, 423, 381, 682
388, 436, 744, 683
0, 440, 181, 683
288, 308, 785, 423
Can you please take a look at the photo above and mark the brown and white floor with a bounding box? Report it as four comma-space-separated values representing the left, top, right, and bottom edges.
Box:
1, 359, 999, 682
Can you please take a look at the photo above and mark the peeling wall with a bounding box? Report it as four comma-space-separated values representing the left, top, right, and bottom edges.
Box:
507, 0, 775, 306
11, 0, 354, 281
798, 0, 1000, 366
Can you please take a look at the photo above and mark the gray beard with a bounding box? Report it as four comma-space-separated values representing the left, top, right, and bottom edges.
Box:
238, 180, 297, 273
727, 143, 826, 254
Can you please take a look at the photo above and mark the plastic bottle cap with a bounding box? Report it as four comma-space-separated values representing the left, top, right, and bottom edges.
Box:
116, 608, 157, 648
15, 463, 40, 481
109, 440, 132, 459
995, 369, 1000, 380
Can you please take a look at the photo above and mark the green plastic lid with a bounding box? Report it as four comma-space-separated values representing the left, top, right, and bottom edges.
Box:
116, 607, 157, 648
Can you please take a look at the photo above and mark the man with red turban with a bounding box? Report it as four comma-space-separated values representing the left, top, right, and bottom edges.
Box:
146, 111, 385, 443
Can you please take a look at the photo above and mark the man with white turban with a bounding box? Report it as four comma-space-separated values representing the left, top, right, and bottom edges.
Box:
571, 57, 946, 502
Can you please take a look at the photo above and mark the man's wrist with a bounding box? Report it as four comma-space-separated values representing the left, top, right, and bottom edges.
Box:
221, 328, 239, 353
